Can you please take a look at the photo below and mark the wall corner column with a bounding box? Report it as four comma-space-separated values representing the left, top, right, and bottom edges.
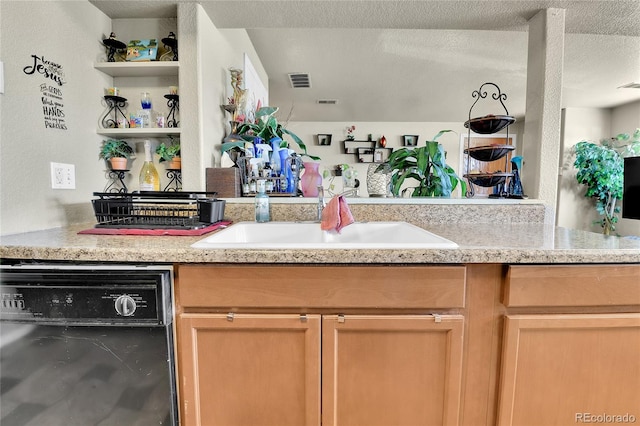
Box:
522, 8, 565, 225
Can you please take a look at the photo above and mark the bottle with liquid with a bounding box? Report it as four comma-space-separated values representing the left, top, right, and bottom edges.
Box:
138, 92, 154, 128
141, 92, 152, 109
255, 179, 270, 223
139, 140, 160, 191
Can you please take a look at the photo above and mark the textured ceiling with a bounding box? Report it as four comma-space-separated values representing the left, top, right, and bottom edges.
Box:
90, 0, 640, 122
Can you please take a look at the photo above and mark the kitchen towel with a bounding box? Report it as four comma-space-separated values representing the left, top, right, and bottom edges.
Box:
78, 221, 232, 236
321, 195, 354, 233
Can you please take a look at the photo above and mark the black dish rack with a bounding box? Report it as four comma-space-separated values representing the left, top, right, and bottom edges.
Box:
92, 191, 225, 229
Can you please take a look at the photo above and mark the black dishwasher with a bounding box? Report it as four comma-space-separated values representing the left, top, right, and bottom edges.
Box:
0, 264, 177, 426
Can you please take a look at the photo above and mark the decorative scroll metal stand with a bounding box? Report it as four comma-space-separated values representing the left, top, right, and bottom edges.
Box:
161, 32, 179, 61
102, 34, 126, 62
105, 170, 128, 193
165, 94, 179, 127
102, 96, 129, 128
164, 169, 182, 191
463, 82, 517, 198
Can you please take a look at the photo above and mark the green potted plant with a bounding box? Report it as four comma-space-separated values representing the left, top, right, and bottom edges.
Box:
156, 138, 181, 169
99, 139, 133, 170
383, 130, 466, 197
222, 106, 319, 160
573, 128, 640, 235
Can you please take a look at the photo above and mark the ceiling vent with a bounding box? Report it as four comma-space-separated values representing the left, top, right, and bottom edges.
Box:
617, 82, 640, 89
317, 99, 338, 105
288, 73, 311, 88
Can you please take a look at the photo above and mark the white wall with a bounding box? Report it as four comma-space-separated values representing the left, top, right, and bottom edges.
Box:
0, 2, 269, 235
285, 121, 524, 197
612, 101, 640, 136
0, 1, 111, 234
613, 100, 640, 236
557, 102, 640, 236
179, 3, 268, 190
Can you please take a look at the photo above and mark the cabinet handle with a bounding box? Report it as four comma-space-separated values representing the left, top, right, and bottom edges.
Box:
432, 313, 442, 323
226, 312, 234, 322
338, 314, 345, 323
300, 314, 307, 323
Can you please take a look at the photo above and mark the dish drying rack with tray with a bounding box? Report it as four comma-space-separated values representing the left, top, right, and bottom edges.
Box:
463, 82, 522, 198
92, 191, 225, 229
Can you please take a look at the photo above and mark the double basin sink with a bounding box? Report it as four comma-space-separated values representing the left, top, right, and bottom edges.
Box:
192, 221, 458, 249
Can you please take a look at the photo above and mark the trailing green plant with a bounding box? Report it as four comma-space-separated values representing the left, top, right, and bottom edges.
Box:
99, 139, 133, 160
382, 130, 466, 197
155, 138, 181, 162
574, 128, 640, 235
222, 106, 320, 160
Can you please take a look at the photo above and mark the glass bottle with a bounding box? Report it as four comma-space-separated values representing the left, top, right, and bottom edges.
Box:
139, 140, 160, 191
141, 92, 152, 109
139, 92, 153, 128
255, 179, 270, 222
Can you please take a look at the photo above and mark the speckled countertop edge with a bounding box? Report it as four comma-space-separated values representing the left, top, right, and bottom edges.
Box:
1, 222, 639, 264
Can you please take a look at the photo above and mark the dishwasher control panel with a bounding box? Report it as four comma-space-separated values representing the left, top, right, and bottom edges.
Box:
0, 265, 172, 325
0, 285, 158, 322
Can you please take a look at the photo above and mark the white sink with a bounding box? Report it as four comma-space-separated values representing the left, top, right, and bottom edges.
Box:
191, 221, 458, 249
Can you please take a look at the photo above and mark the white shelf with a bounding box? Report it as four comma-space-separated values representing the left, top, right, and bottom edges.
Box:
97, 128, 181, 138
94, 61, 179, 77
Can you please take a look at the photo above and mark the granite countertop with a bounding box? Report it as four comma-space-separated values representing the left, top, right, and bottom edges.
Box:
1, 222, 639, 264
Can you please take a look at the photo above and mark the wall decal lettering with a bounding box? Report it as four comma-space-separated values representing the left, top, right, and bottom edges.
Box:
23, 54, 67, 130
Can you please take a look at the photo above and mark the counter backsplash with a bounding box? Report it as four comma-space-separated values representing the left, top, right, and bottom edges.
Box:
222, 201, 546, 226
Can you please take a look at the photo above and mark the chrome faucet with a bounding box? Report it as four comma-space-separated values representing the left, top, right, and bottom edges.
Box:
340, 178, 360, 198
317, 186, 325, 221
338, 188, 359, 197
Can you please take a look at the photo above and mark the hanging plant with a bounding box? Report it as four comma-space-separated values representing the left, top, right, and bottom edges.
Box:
573, 129, 640, 235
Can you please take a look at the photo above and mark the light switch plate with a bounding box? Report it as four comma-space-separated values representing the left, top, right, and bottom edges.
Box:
50, 162, 75, 189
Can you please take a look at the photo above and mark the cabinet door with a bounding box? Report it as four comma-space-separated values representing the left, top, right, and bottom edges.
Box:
498, 314, 640, 426
322, 315, 464, 426
177, 314, 321, 426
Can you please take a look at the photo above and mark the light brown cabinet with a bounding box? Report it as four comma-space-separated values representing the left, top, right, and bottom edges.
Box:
175, 265, 467, 426
497, 265, 640, 426
174, 263, 640, 426
497, 313, 640, 425
322, 314, 464, 426
178, 314, 321, 425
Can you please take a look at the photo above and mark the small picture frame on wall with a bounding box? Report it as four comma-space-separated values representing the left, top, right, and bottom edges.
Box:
317, 134, 332, 146
403, 135, 419, 147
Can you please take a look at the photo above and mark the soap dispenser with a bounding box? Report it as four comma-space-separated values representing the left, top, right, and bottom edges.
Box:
255, 179, 270, 222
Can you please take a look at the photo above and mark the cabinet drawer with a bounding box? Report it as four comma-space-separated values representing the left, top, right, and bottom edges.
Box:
504, 265, 640, 307
176, 265, 466, 309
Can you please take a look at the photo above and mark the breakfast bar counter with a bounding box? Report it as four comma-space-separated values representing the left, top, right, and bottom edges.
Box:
2, 219, 639, 426
1, 221, 639, 264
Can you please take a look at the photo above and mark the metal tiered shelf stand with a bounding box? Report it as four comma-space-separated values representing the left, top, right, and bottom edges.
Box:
161, 32, 179, 61
463, 82, 516, 198
105, 170, 128, 193
164, 169, 182, 191
102, 33, 126, 62
165, 94, 179, 128
102, 95, 129, 128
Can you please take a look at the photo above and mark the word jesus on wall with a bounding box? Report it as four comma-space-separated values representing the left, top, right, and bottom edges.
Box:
23, 54, 67, 130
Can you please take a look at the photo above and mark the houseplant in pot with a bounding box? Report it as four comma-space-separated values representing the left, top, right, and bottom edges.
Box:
383, 130, 466, 197
573, 128, 640, 235
222, 106, 322, 197
156, 138, 181, 169
222, 106, 320, 161
99, 139, 133, 170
